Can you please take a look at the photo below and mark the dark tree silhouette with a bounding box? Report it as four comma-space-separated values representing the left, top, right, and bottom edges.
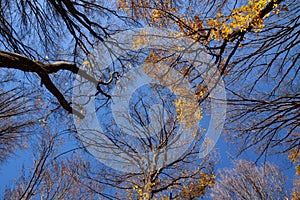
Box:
1, 0, 299, 199
0, 71, 35, 163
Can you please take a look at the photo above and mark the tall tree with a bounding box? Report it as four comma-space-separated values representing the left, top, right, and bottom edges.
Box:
118, 0, 300, 160
210, 159, 289, 200
3, 130, 106, 200
73, 68, 216, 199
1, 0, 299, 199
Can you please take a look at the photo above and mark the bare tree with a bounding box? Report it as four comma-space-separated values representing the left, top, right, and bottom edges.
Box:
0, 70, 36, 164
0, 0, 133, 117
73, 79, 216, 199
3, 129, 107, 200
210, 159, 289, 200
222, 0, 300, 158
3, 87, 216, 200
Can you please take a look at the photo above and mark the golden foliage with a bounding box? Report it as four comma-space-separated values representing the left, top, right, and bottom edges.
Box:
207, 0, 273, 41
119, 0, 280, 43
289, 147, 300, 175
180, 172, 216, 199
117, 0, 177, 26
291, 179, 300, 200
142, 51, 203, 130
288, 133, 300, 199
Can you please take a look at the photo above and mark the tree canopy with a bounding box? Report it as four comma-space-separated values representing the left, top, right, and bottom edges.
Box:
0, 0, 299, 199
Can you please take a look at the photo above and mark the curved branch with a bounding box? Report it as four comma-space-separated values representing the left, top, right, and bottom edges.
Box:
0, 50, 102, 119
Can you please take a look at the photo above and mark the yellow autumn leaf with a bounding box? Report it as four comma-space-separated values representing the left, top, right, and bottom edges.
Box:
137, 189, 143, 196
296, 165, 300, 175
83, 60, 89, 65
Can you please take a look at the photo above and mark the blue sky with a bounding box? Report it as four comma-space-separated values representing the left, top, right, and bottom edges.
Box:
0, 0, 298, 199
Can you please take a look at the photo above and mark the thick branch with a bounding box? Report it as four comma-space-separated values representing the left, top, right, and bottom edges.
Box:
0, 50, 101, 119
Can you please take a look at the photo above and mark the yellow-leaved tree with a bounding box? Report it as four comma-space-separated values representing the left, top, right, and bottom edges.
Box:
0, 0, 298, 199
